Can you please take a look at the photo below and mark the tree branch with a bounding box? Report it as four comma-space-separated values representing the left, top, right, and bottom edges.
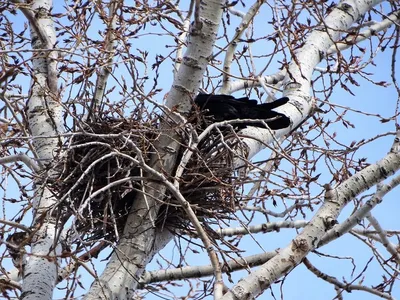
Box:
0, 154, 40, 173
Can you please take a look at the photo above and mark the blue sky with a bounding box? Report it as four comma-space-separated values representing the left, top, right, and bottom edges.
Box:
1, 1, 399, 299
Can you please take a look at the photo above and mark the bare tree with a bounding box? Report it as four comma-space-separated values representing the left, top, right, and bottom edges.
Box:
0, 0, 399, 299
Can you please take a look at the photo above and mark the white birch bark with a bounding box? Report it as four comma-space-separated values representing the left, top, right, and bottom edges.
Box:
223, 152, 400, 299
84, 1, 225, 299
235, 0, 386, 166
20, 0, 63, 299
5, 0, 395, 298
221, 0, 387, 298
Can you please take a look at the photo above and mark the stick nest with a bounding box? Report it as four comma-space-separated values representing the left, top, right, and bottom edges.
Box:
56, 116, 242, 244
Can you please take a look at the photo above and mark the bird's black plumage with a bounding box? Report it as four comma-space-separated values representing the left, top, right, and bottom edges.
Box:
194, 94, 290, 130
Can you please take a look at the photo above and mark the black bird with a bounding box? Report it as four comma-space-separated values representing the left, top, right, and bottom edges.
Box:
194, 94, 290, 130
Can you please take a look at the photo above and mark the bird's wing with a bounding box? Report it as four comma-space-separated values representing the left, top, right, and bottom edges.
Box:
195, 94, 258, 108
226, 97, 258, 106
258, 97, 289, 110
204, 102, 241, 122
194, 94, 291, 129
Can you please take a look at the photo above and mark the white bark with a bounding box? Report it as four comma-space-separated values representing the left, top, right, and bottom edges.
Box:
220, 1, 263, 93
21, 0, 63, 299
4, 0, 396, 298
84, 1, 225, 299
234, 0, 386, 167
223, 150, 400, 299
137, 150, 400, 287
221, 0, 387, 298
84, 227, 173, 300
0, 154, 40, 173
89, 1, 120, 120
366, 213, 400, 264
223, 9, 399, 95
326, 9, 400, 55
320, 173, 400, 246
140, 251, 277, 285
